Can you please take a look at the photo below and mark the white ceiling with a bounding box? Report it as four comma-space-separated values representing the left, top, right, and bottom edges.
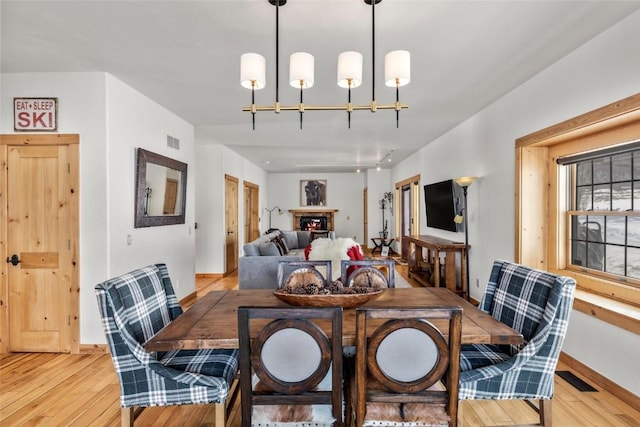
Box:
2, 1, 639, 173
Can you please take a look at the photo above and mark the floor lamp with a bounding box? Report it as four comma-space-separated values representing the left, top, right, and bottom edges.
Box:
265, 206, 283, 233
454, 176, 477, 300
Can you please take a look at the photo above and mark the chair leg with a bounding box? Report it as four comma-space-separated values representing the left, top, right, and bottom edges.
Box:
454, 402, 462, 427
540, 399, 552, 426
121, 407, 134, 427
343, 356, 354, 427
214, 401, 226, 427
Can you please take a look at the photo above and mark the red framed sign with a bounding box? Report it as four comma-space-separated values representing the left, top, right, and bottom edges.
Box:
14, 97, 58, 131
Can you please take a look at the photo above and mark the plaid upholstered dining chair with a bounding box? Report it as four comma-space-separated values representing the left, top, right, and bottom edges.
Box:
458, 260, 577, 426
95, 263, 239, 426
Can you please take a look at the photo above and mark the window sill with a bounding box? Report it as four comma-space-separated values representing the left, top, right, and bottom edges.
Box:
573, 288, 640, 335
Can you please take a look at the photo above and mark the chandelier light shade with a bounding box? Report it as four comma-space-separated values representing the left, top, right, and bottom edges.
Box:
384, 50, 410, 87
241, 0, 409, 129
289, 52, 314, 89
337, 51, 363, 88
240, 53, 266, 90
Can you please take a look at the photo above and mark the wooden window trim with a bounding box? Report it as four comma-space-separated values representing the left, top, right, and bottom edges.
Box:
515, 93, 640, 334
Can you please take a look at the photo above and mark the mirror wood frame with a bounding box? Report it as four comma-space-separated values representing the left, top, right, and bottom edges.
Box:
134, 148, 188, 228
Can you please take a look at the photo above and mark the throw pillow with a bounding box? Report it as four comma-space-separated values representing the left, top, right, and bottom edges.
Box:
305, 237, 364, 281
281, 231, 299, 250
243, 243, 261, 256
259, 241, 281, 256
270, 238, 283, 255
275, 235, 289, 254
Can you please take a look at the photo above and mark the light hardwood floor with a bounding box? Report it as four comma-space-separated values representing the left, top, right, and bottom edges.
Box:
1, 264, 639, 426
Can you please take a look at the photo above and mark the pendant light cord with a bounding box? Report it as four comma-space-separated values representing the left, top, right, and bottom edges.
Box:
275, 1, 280, 105
371, 0, 376, 106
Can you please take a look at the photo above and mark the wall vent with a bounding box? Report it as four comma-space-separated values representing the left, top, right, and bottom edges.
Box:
166, 135, 180, 150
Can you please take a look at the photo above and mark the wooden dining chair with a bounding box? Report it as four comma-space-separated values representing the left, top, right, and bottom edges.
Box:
347, 306, 462, 427
340, 259, 396, 288
237, 306, 344, 427
277, 259, 332, 287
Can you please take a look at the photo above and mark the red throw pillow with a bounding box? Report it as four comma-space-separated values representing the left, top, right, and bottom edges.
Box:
347, 245, 363, 261
346, 245, 364, 277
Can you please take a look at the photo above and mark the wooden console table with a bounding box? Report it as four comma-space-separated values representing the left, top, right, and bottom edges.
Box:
403, 235, 469, 299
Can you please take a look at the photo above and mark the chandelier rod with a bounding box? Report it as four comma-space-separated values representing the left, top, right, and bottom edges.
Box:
275, 0, 280, 109
371, 0, 376, 108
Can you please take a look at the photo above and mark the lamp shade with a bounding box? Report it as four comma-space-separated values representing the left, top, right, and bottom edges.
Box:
337, 51, 363, 88
289, 52, 314, 89
240, 53, 266, 90
384, 50, 410, 87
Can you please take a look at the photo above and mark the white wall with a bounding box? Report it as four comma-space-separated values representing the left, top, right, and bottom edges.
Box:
1, 72, 197, 345
193, 143, 269, 272
194, 144, 224, 273
267, 172, 366, 244
105, 75, 196, 303
391, 10, 640, 396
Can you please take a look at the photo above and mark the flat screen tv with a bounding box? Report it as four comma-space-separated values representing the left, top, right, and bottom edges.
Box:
424, 179, 462, 232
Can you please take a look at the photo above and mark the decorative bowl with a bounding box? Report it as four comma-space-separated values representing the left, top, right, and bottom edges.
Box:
273, 289, 384, 309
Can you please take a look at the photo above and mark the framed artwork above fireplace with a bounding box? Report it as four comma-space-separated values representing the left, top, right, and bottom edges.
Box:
300, 179, 327, 206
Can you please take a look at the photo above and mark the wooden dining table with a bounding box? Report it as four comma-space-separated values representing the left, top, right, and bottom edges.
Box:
144, 288, 523, 352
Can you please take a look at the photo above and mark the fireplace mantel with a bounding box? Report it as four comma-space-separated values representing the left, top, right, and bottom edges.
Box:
289, 209, 339, 231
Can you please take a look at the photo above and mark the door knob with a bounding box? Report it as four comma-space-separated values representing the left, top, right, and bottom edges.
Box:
6, 254, 20, 266
227, 230, 234, 235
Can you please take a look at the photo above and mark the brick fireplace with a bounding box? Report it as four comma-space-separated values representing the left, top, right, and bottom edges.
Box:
289, 209, 338, 231
300, 216, 328, 230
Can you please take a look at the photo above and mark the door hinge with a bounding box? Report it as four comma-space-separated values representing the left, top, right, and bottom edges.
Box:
68, 239, 71, 250
68, 315, 71, 326
68, 163, 71, 173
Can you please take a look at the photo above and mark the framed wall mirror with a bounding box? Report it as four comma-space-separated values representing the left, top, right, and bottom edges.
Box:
134, 148, 188, 228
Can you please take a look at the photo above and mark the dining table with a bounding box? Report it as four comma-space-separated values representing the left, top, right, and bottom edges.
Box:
144, 287, 523, 352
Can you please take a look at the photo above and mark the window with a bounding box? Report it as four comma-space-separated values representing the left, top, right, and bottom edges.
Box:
566, 149, 640, 284
515, 92, 640, 317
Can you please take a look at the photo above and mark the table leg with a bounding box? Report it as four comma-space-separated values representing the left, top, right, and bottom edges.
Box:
371, 239, 382, 255
445, 251, 457, 293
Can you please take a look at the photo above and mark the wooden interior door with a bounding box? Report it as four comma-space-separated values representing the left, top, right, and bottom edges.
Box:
395, 175, 420, 261
1, 134, 79, 353
243, 181, 260, 242
225, 174, 239, 274
401, 185, 412, 258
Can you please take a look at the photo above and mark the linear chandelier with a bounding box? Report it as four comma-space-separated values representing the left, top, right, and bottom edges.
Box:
240, 0, 410, 130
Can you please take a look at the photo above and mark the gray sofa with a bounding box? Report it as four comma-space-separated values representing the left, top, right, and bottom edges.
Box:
238, 230, 314, 289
